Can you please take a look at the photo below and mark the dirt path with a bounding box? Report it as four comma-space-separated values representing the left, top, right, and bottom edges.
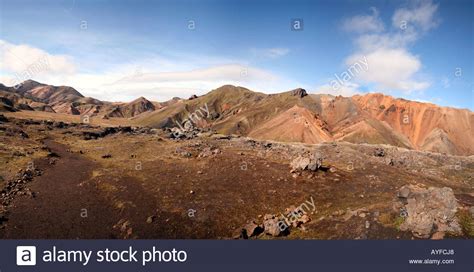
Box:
0, 139, 119, 239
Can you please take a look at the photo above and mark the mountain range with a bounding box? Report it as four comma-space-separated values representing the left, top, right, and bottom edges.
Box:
1, 80, 473, 156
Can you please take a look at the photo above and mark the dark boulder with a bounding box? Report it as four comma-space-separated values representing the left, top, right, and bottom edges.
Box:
374, 147, 385, 157
0, 97, 14, 107
17, 103, 34, 111
0, 114, 8, 123
291, 88, 308, 98
209, 112, 220, 120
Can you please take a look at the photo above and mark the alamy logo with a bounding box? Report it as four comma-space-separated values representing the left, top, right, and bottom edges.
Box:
16, 246, 36, 266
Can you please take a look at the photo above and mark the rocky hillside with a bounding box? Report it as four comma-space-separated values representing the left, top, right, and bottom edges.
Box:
134, 85, 473, 155
352, 93, 474, 155
104, 97, 155, 118
1, 114, 472, 239
1, 81, 472, 155
0, 80, 156, 118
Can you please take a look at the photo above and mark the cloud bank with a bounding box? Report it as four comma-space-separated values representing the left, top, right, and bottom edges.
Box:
340, 0, 439, 94
0, 40, 298, 102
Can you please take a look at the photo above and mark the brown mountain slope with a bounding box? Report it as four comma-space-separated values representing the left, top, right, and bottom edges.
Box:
2, 81, 472, 155
0, 86, 52, 112
13, 79, 45, 94
134, 85, 473, 155
135, 85, 268, 130
0, 97, 16, 112
248, 95, 412, 148
26, 85, 83, 103
105, 97, 155, 118
0, 80, 158, 118
134, 86, 320, 136
5, 80, 94, 115
352, 93, 474, 155
248, 105, 332, 144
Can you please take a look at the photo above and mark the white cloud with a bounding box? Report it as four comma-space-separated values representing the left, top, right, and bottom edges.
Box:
80, 64, 294, 101
0, 40, 299, 102
410, 96, 443, 105
251, 47, 290, 59
342, 7, 385, 33
0, 40, 76, 75
118, 64, 278, 84
315, 82, 362, 97
392, 0, 440, 31
346, 48, 429, 92
341, 0, 439, 93
354, 31, 418, 52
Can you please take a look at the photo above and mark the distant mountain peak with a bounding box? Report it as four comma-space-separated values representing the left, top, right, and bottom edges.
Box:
131, 96, 150, 103
22, 79, 43, 85
291, 88, 307, 98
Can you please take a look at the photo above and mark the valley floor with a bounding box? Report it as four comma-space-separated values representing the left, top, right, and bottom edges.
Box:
0, 114, 473, 239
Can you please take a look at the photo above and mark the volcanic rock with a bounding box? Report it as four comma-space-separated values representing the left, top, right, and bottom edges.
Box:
291, 88, 307, 98
290, 156, 310, 171
17, 103, 34, 111
290, 153, 324, 172
239, 221, 263, 238
396, 185, 462, 238
307, 156, 322, 171
209, 112, 220, 120
19, 130, 29, 139
0, 114, 8, 123
263, 214, 284, 237
397, 186, 411, 199
431, 232, 445, 240
374, 148, 385, 157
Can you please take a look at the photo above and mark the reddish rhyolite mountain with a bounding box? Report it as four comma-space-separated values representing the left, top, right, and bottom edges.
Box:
1, 81, 473, 155
133, 85, 474, 155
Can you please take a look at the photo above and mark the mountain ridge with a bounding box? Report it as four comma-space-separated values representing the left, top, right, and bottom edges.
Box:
1, 80, 472, 155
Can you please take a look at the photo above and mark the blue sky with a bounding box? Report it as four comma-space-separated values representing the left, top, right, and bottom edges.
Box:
0, 0, 472, 109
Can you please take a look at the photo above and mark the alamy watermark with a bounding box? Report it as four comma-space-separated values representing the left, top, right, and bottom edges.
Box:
330, 56, 368, 91
277, 196, 316, 232
173, 103, 210, 136
11, 55, 50, 89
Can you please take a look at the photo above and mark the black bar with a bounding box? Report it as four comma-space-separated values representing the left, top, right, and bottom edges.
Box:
0, 240, 472, 272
